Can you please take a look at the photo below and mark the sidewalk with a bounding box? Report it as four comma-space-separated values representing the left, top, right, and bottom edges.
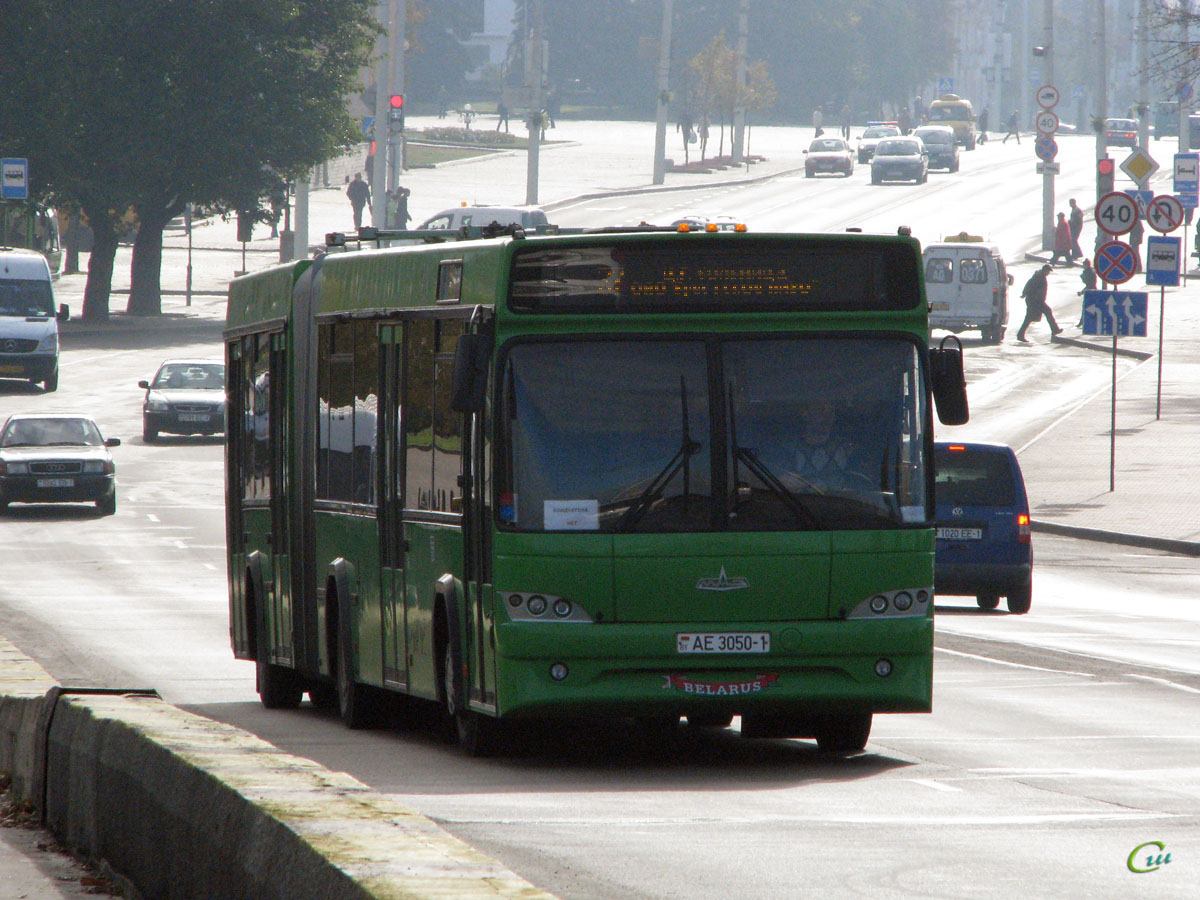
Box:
56, 116, 1200, 556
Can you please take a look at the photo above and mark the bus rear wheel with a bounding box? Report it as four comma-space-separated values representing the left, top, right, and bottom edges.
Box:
256, 637, 302, 710
813, 713, 872, 754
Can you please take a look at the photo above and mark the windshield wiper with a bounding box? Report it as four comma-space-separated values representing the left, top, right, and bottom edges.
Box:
727, 382, 820, 528
616, 376, 701, 532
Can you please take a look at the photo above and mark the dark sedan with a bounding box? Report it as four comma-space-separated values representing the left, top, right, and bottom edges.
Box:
912, 126, 960, 172
1104, 117, 1138, 148
870, 138, 928, 184
139, 358, 226, 442
0, 414, 119, 515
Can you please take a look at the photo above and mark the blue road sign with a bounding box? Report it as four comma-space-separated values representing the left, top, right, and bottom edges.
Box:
1094, 241, 1139, 284
938, 77, 954, 94
1035, 135, 1058, 161
1128, 189, 1153, 218
1145, 235, 1181, 286
1, 158, 29, 200
1081, 290, 1149, 337
361, 116, 375, 138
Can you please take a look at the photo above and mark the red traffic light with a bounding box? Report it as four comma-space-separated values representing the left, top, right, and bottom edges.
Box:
1097, 158, 1114, 175
389, 94, 404, 109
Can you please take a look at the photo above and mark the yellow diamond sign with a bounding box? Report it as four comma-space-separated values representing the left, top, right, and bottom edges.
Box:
1120, 148, 1158, 187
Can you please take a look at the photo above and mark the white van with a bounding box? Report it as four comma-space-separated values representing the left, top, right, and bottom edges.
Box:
922, 236, 1011, 344
0, 249, 69, 391
418, 205, 549, 231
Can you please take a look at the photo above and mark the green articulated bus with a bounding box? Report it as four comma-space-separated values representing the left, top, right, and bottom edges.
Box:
225, 224, 969, 756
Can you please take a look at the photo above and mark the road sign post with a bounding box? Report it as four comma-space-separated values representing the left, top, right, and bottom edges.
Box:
1081, 289, 1149, 491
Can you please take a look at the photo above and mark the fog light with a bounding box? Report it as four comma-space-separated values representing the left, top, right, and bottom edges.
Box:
916, 589, 930, 605
553, 598, 572, 618
869, 595, 889, 614
527, 595, 547, 616
508, 593, 523, 607
549, 663, 569, 681
893, 591, 913, 611
875, 659, 893, 678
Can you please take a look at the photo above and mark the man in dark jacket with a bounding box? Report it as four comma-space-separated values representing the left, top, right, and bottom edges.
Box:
1016, 264, 1062, 342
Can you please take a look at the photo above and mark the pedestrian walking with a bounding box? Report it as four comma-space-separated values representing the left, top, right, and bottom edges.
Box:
386, 185, 411, 229
496, 101, 509, 132
977, 107, 989, 144
1002, 110, 1020, 144
1016, 264, 1062, 342
1129, 217, 1144, 272
812, 106, 824, 137
1050, 212, 1074, 266
913, 95, 925, 123
1077, 259, 1097, 327
1068, 198, 1084, 259
346, 172, 371, 231
898, 106, 912, 135
840, 103, 851, 139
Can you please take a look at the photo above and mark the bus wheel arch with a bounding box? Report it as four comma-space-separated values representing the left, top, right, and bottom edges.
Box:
327, 560, 377, 728
435, 577, 499, 756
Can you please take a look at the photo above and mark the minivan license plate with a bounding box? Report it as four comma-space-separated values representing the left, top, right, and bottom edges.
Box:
677, 632, 770, 654
936, 527, 982, 540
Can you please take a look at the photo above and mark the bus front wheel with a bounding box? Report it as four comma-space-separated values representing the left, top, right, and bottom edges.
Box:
813, 713, 872, 754
442, 641, 501, 756
335, 598, 379, 728
256, 634, 302, 710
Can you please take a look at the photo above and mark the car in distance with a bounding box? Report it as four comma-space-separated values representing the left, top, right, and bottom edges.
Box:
855, 122, 901, 163
418, 205, 549, 231
0, 414, 119, 515
912, 125, 960, 172
139, 359, 226, 442
933, 441, 1032, 614
870, 137, 928, 184
1104, 117, 1138, 148
804, 137, 854, 177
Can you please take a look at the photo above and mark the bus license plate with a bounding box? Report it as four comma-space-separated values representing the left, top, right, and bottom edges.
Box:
37, 477, 74, 488
936, 527, 982, 540
677, 632, 770, 654
929, 301, 950, 310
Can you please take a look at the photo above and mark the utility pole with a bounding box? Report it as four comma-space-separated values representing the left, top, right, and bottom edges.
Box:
370, 0, 392, 229
1041, 0, 1055, 252
1180, 3, 1192, 154
652, 0, 673, 184
731, 0, 748, 163
389, 0, 407, 194
525, 0, 545, 205
1137, 0, 1150, 149
1095, 0, 1108, 252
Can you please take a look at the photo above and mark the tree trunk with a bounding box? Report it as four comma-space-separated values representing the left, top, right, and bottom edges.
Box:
128, 205, 167, 316
64, 211, 82, 275
81, 217, 118, 322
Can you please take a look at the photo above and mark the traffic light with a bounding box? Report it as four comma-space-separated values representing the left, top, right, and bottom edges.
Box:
1097, 157, 1114, 196
388, 94, 405, 131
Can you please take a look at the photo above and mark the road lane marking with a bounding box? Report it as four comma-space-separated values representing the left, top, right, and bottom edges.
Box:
1127, 674, 1200, 694
909, 779, 962, 792
936, 646, 1097, 677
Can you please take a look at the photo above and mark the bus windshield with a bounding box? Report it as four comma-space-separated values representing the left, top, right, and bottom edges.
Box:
499, 336, 928, 533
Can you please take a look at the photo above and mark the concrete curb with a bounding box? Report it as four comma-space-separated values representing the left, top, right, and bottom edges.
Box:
1031, 520, 1200, 556
0, 639, 561, 900
1049, 332, 1155, 360
543, 164, 807, 211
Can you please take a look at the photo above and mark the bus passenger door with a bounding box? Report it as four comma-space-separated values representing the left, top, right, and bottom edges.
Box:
378, 326, 407, 688
267, 333, 294, 664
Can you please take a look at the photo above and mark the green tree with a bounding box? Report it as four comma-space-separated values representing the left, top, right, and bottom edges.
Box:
0, 0, 378, 321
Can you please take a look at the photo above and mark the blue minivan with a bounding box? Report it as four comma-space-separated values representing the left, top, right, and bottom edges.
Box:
933, 442, 1033, 614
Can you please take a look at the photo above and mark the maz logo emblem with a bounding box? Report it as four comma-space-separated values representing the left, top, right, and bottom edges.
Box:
696, 567, 749, 591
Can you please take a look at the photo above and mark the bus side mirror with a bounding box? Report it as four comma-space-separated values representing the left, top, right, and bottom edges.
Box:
450, 332, 490, 412
930, 339, 969, 425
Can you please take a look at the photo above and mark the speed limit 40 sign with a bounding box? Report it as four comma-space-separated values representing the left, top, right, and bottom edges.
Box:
1095, 191, 1138, 235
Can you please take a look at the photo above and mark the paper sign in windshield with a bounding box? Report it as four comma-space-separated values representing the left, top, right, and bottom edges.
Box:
545, 499, 599, 530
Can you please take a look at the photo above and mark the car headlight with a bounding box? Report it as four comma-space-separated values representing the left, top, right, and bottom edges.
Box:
36, 333, 59, 353
145, 397, 170, 413
83, 459, 114, 474
1, 461, 29, 475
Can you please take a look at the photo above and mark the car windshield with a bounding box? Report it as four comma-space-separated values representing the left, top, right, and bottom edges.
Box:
1106, 119, 1135, 130
0, 279, 55, 318
928, 106, 965, 121
863, 127, 897, 139
152, 363, 225, 390
876, 140, 919, 156
917, 131, 951, 145
1, 418, 103, 447
810, 140, 846, 151
498, 337, 929, 533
